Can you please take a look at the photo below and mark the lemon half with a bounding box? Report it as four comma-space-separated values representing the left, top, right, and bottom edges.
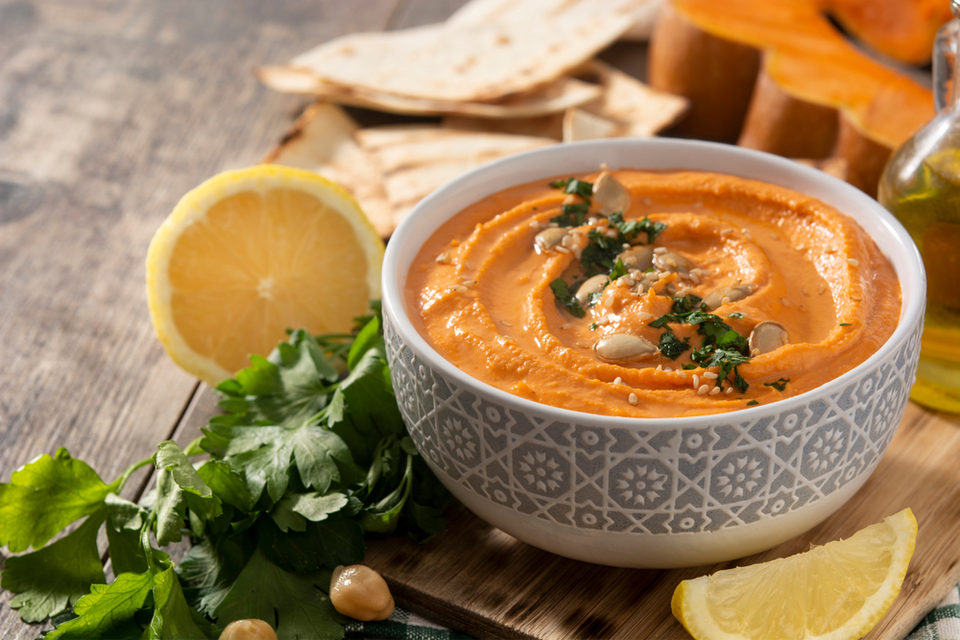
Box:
146, 165, 384, 386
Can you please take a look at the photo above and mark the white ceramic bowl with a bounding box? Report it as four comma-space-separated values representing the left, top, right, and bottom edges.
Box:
381, 139, 924, 568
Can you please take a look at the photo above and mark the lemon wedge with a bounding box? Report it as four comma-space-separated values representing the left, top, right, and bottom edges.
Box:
146, 165, 384, 386
672, 508, 917, 640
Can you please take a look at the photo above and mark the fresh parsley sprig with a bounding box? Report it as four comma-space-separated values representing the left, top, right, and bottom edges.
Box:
0, 307, 450, 639
550, 278, 586, 318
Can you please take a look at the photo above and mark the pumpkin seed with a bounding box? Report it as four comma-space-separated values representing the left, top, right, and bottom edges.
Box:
534, 227, 568, 253
592, 171, 631, 216
575, 274, 609, 307
703, 283, 758, 310
617, 245, 654, 271
749, 321, 789, 356
653, 251, 693, 274
593, 333, 658, 363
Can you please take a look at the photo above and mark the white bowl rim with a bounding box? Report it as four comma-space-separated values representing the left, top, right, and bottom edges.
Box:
382, 138, 925, 429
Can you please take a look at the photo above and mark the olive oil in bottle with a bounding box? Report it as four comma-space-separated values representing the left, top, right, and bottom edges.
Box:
878, 5, 960, 413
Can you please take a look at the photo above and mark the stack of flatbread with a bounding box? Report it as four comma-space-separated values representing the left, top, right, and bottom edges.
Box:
258, 0, 690, 237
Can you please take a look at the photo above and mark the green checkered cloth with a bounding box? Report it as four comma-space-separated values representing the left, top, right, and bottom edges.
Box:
346, 584, 960, 640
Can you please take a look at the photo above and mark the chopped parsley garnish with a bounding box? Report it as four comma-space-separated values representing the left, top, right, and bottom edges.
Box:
728, 312, 744, 319
609, 259, 629, 281
581, 229, 630, 276
637, 216, 668, 244
659, 332, 691, 360
763, 378, 791, 391
747, 400, 760, 406
550, 177, 594, 203
551, 202, 589, 227
681, 363, 698, 370
839, 322, 852, 327
649, 295, 752, 390
589, 322, 598, 331
550, 278, 586, 318
608, 212, 667, 244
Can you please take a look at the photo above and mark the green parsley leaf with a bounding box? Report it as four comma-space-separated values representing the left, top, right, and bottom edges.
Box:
550, 278, 586, 318
728, 312, 744, 319
609, 258, 628, 281
747, 400, 760, 406
581, 229, 623, 275
839, 322, 852, 327
637, 216, 667, 244
214, 549, 346, 640
142, 568, 216, 640
1, 511, 106, 622
104, 494, 148, 576
177, 533, 252, 618
658, 332, 691, 360
44, 571, 154, 639
0, 448, 112, 553
154, 441, 222, 544
550, 177, 593, 203
589, 322, 598, 331
763, 378, 791, 391
551, 203, 589, 227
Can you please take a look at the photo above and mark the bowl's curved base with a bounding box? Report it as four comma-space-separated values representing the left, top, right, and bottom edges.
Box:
438, 465, 873, 568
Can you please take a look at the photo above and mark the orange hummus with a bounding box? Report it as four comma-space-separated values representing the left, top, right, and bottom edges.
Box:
405, 170, 901, 418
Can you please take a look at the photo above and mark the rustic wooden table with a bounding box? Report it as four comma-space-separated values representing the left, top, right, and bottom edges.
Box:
1, 2, 957, 640
0, 1, 482, 637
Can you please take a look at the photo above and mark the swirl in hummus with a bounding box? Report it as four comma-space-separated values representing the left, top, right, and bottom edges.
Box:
405, 170, 901, 418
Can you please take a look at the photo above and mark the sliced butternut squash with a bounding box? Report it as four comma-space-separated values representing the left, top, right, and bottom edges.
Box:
648, 0, 936, 196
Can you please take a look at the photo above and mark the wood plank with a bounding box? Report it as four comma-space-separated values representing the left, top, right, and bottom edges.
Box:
365, 403, 960, 640
0, 1, 402, 637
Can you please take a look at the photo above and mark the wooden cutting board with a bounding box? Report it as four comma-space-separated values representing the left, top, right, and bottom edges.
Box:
365, 402, 960, 639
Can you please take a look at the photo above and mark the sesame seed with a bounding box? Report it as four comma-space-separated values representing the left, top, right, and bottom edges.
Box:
654, 247, 668, 255
622, 243, 631, 250
560, 323, 571, 330
529, 220, 542, 229
436, 252, 451, 264
698, 384, 709, 395
725, 387, 734, 395
703, 371, 718, 379
628, 393, 638, 405
720, 229, 734, 235
603, 296, 615, 309
693, 374, 700, 389
588, 217, 601, 225
795, 244, 805, 251
847, 258, 859, 267
463, 279, 477, 287
642, 197, 653, 207
573, 247, 583, 260
613, 376, 622, 385
710, 386, 721, 396
801, 286, 809, 296
571, 229, 583, 237
548, 222, 559, 228
556, 246, 571, 254
561, 235, 574, 248
851, 295, 863, 301
577, 342, 590, 348
664, 366, 672, 372
690, 272, 702, 284
780, 298, 791, 307
606, 229, 619, 239
563, 195, 576, 205
464, 261, 475, 270
637, 312, 653, 321
501, 320, 512, 327
677, 371, 688, 378
818, 283, 826, 295
720, 295, 730, 305
450, 285, 468, 294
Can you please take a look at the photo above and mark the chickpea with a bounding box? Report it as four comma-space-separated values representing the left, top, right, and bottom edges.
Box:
329, 564, 395, 621
218, 619, 277, 640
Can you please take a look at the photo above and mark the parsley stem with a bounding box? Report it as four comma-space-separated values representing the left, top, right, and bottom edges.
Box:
110, 455, 157, 493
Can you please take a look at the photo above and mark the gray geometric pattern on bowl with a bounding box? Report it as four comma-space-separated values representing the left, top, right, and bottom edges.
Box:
385, 315, 921, 536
